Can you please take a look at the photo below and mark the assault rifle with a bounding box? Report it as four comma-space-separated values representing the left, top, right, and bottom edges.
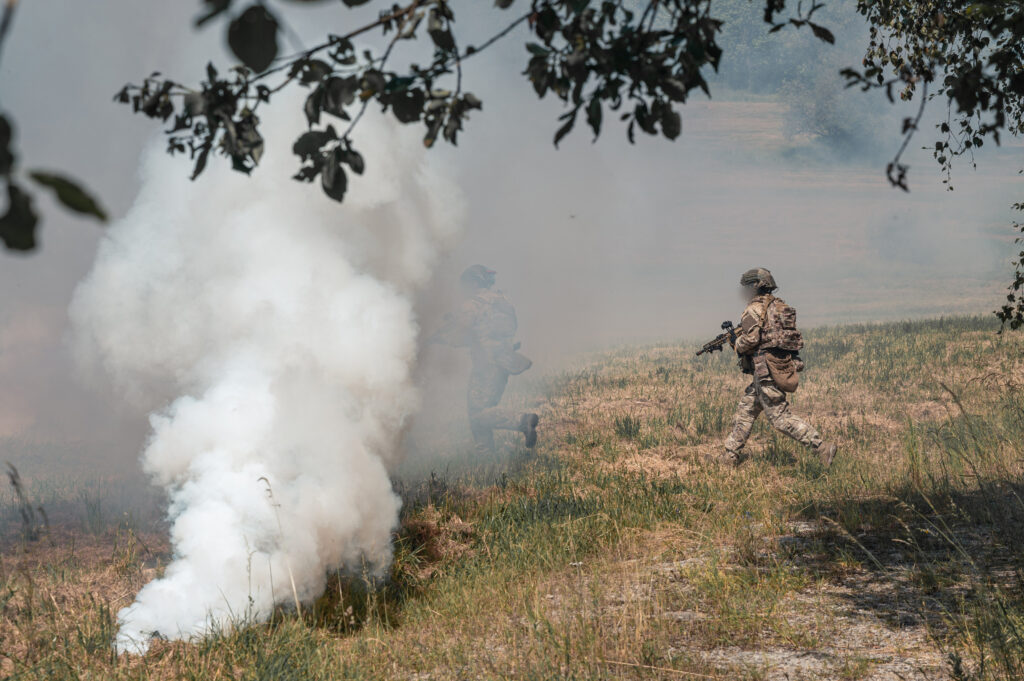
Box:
695, 321, 737, 356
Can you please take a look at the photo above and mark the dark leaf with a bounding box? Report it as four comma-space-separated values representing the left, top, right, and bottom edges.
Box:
534, 7, 560, 43
296, 59, 332, 84
192, 143, 212, 180
323, 76, 358, 119
321, 150, 348, 201
423, 114, 444, 148
362, 70, 386, 96
635, 103, 656, 135
184, 92, 207, 117
329, 36, 357, 64
292, 127, 337, 160
293, 164, 321, 182
305, 88, 324, 126
0, 114, 13, 176
661, 108, 681, 140
141, 81, 175, 120
808, 22, 835, 44
427, 9, 456, 52
28, 172, 107, 221
0, 183, 39, 251
340, 0, 371, 6
340, 148, 365, 175
554, 112, 576, 148
391, 88, 426, 123
662, 77, 688, 102
227, 5, 280, 73
218, 110, 264, 174
495, 0, 514, 7
586, 98, 602, 138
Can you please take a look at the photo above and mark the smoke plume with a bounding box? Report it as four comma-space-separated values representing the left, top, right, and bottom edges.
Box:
69, 104, 464, 653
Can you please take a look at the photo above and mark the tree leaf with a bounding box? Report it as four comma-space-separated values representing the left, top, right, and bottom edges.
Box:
305, 87, 325, 126
340, 147, 365, 175
191, 142, 212, 180
586, 98, 602, 139
660, 109, 681, 140
390, 88, 426, 123
320, 150, 348, 201
28, 171, 108, 221
553, 112, 576, 148
323, 76, 358, 119
227, 5, 280, 73
808, 22, 835, 44
662, 78, 688, 102
427, 9, 456, 52
0, 114, 13, 176
0, 183, 39, 251
292, 128, 336, 160
184, 92, 207, 117
296, 59, 332, 84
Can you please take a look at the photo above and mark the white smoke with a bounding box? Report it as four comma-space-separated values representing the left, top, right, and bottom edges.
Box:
69, 102, 464, 653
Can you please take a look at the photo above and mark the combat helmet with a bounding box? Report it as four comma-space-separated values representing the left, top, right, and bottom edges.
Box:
740, 267, 777, 292
460, 264, 496, 290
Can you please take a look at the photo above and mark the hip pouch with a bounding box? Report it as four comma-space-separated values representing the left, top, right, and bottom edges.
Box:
494, 348, 532, 375
765, 351, 800, 392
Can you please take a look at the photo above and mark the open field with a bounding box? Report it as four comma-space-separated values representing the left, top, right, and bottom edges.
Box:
2, 316, 1024, 680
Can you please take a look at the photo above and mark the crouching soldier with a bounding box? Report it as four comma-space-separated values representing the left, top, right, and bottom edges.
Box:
722, 268, 837, 468
430, 265, 540, 452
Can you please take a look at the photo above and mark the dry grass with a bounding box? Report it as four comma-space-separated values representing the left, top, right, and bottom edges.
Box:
2, 316, 1024, 679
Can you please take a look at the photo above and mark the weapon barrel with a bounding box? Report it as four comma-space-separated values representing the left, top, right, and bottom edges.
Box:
695, 333, 726, 356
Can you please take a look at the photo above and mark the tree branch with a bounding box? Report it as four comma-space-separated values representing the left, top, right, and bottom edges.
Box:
254, 0, 426, 84
0, 0, 20, 68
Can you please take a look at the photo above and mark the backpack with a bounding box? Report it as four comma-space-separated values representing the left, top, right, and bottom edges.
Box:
473, 290, 518, 340
761, 296, 803, 352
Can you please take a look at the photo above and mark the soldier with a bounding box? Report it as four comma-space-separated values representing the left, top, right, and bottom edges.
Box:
430, 265, 540, 452
722, 268, 837, 467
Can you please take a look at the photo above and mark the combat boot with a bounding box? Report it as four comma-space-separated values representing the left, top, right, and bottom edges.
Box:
720, 449, 749, 467
815, 441, 837, 469
520, 413, 540, 448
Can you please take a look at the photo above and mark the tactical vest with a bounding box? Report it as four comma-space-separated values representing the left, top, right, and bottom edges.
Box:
760, 296, 803, 352
473, 291, 518, 341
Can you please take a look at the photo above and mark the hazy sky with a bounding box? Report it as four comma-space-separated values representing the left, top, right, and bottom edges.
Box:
1, 1, 1020, 477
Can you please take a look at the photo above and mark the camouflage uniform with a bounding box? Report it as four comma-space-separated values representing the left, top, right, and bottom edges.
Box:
433, 287, 534, 451
724, 293, 824, 455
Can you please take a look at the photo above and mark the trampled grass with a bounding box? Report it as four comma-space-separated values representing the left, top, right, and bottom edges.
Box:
2, 316, 1023, 680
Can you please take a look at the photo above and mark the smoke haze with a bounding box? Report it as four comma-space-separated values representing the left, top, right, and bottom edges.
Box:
0, 0, 1021, 644
70, 100, 463, 649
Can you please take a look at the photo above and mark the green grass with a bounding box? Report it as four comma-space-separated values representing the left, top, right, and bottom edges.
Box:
2, 316, 1024, 679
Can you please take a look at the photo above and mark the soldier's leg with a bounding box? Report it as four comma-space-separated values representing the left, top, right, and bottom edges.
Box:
467, 363, 518, 450
475, 406, 522, 431
756, 382, 823, 449
724, 382, 763, 453
473, 365, 520, 430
